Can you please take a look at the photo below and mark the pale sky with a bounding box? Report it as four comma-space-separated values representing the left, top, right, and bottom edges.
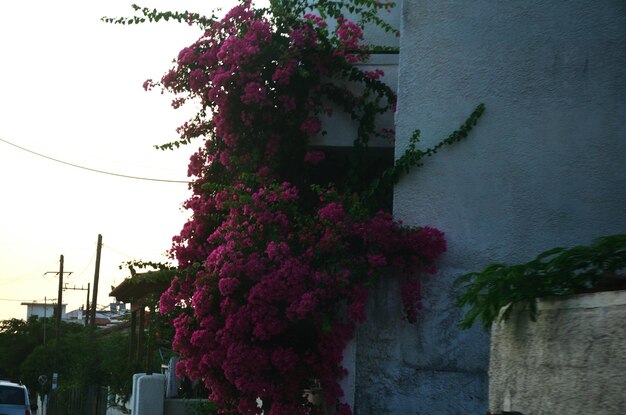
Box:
0, 0, 249, 320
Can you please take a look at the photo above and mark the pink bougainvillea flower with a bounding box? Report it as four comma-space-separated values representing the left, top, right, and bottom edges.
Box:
149, 2, 417, 414
318, 202, 345, 223
300, 116, 322, 136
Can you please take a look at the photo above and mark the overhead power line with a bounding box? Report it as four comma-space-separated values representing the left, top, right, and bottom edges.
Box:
0, 260, 61, 287
101, 243, 142, 260
0, 137, 191, 184
0, 274, 42, 287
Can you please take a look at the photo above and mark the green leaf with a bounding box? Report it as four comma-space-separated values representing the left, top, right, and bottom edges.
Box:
322, 314, 332, 333
455, 234, 626, 330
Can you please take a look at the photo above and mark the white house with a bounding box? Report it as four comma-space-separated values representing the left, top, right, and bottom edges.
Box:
20, 301, 66, 320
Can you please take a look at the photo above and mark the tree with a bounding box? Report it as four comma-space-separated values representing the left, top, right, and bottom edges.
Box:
0, 317, 136, 400
0, 317, 46, 384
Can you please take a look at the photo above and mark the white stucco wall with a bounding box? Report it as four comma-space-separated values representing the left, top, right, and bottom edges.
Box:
22, 302, 66, 319
313, 54, 398, 148
355, 1, 626, 414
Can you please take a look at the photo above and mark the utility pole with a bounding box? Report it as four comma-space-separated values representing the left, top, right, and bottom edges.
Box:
43, 296, 47, 346
44, 255, 71, 414
54, 255, 63, 388
41, 296, 57, 346
85, 282, 90, 325
90, 234, 103, 328
44, 256, 72, 388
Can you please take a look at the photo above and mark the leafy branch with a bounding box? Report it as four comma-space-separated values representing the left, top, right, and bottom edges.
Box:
455, 234, 626, 330
304, 0, 399, 36
102, 4, 217, 28
365, 103, 485, 204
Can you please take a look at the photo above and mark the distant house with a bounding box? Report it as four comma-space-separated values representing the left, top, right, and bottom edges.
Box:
64, 308, 87, 323
92, 303, 129, 328
20, 301, 66, 320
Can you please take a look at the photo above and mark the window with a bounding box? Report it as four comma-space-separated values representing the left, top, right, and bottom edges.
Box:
0, 385, 26, 405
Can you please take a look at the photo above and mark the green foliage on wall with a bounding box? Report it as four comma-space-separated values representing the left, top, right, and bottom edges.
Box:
456, 234, 626, 329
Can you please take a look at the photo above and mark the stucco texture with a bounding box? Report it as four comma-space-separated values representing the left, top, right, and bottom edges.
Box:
489, 291, 626, 414
354, 1, 626, 414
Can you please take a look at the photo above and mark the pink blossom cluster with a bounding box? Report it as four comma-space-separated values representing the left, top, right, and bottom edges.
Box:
333, 18, 366, 63
152, 2, 392, 180
147, 2, 421, 414
162, 183, 445, 415
154, 4, 318, 176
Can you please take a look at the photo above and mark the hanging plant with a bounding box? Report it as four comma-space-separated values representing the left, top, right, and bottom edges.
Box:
105, 1, 483, 414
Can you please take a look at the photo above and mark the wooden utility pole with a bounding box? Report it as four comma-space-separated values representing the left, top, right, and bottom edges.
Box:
44, 259, 72, 371
50, 255, 69, 378
43, 296, 47, 345
90, 234, 103, 328
85, 282, 90, 324
45, 256, 71, 414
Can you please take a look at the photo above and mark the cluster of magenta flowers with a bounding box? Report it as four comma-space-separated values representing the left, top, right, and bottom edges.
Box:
149, 1, 447, 414
161, 184, 445, 414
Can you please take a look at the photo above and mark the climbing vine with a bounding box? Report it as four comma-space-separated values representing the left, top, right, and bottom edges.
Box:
105, 1, 483, 414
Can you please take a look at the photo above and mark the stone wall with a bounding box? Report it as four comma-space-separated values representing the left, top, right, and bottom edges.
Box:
489, 291, 626, 414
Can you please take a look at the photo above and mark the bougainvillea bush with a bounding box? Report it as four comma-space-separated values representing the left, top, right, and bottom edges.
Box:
106, 0, 483, 413
161, 183, 445, 414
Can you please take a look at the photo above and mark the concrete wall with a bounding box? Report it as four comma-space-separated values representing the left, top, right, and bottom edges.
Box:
22, 303, 66, 319
354, 1, 626, 413
131, 373, 165, 415
489, 291, 626, 414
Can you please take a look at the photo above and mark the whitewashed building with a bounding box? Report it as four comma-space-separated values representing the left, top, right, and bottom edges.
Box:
348, 1, 626, 414
20, 301, 66, 320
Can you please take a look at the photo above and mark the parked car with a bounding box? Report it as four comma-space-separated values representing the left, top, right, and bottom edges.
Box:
0, 380, 31, 415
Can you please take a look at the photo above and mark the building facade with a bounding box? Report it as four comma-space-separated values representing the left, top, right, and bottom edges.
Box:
352, 1, 626, 413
